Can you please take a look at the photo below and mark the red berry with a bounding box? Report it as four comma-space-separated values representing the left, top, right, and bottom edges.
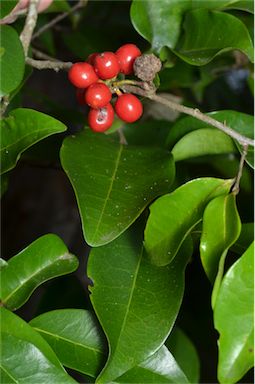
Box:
116, 44, 141, 75
76, 88, 86, 105
85, 82, 112, 108
68, 62, 98, 88
94, 52, 120, 80
88, 103, 114, 132
115, 94, 143, 123
87, 53, 98, 65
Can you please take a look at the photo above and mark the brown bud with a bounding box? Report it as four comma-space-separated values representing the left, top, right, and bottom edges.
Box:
133, 53, 162, 82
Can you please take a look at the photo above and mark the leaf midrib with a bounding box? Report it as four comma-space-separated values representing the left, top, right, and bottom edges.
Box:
0, 364, 18, 383
91, 144, 124, 243
32, 327, 104, 355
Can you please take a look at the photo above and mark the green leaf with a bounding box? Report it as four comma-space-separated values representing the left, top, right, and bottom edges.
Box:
172, 128, 236, 161
30, 309, 107, 378
30, 310, 190, 384
130, 0, 234, 53
0, 25, 25, 96
1, 307, 62, 368
60, 129, 175, 247
1, 333, 76, 383
145, 177, 233, 266
224, 1, 254, 13
166, 110, 254, 168
0, 234, 78, 310
231, 222, 254, 255
0, 258, 8, 270
214, 242, 254, 384
87, 225, 192, 382
116, 346, 189, 383
200, 194, 241, 284
175, 9, 254, 65
1, 1, 19, 18
0, 108, 67, 175
166, 327, 200, 383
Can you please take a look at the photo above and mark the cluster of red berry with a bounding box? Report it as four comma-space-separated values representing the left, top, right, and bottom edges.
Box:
68, 44, 143, 132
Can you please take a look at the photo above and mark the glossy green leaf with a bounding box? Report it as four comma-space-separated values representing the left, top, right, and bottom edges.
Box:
231, 222, 254, 255
200, 194, 241, 285
30, 309, 107, 378
172, 128, 236, 161
60, 129, 175, 247
117, 346, 189, 383
145, 178, 233, 266
0, 25, 25, 96
88, 225, 192, 382
1, 307, 62, 368
166, 110, 254, 168
130, 0, 235, 53
30, 309, 190, 383
1, 333, 76, 383
214, 242, 254, 384
0, 258, 8, 269
0, 108, 67, 174
175, 9, 254, 65
0, 234, 78, 310
166, 328, 200, 383
1, 1, 19, 18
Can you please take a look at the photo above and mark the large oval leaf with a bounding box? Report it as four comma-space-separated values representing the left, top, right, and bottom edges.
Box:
60, 129, 175, 247
200, 194, 241, 284
87, 225, 192, 382
30, 309, 190, 383
214, 242, 254, 384
175, 9, 254, 65
0, 25, 25, 96
30, 309, 107, 378
144, 178, 233, 266
166, 327, 200, 383
1, 333, 76, 383
0, 234, 78, 310
0, 108, 67, 174
166, 110, 254, 169
172, 128, 236, 161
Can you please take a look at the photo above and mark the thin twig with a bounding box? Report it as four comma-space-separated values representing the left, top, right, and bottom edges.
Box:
20, 0, 40, 56
32, 0, 87, 41
232, 144, 249, 195
32, 47, 58, 61
26, 57, 72, 71
120, 84, 255, 147
0, 96, 10, 118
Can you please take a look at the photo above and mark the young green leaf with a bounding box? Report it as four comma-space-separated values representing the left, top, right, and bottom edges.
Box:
0, 234, 78, 310
87, 225, 192, 383
214, 242, 254, 384
0, 1, 19, 18
30, 309, 107, 378
172, 128, 236, 161
200, 194, 241, 285
60, 129, 175, 247
0, 108, 67, 174
174, 9, 254, 65
0, 25, 25, 96
230, 222, 254, 255
166, 327, 200, 383
145, 177, 233, 266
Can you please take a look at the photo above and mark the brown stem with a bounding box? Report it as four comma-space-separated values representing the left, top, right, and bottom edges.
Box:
232, 144, 249, 195
32, 0, 87, 41
26, 57, 72, 71
120, 84, 254, 147
20, 0, 40, 56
